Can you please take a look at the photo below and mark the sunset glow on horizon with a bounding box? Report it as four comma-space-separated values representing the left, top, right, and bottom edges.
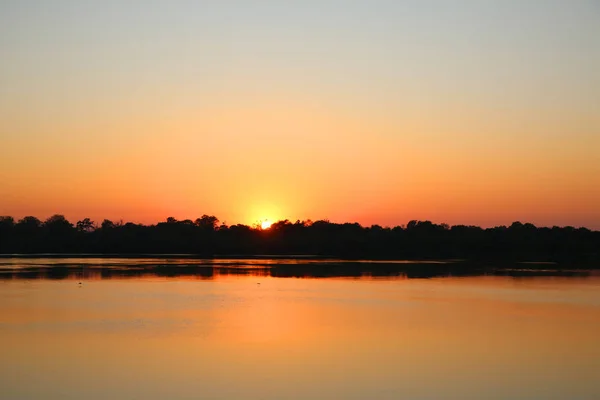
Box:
261, 220, 273, 230
1, 1, 599, 229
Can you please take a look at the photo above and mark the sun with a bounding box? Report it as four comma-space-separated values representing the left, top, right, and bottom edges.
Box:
261, 220, 272, 230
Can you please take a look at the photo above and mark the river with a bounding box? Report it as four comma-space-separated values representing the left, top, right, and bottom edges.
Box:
1, 258, 599, 399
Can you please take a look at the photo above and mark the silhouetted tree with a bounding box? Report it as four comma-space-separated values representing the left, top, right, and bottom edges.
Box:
194, 215, 219, 231
76, 218, 95, 233
0, 216, 15, 228
0, 215, 598, 264
44, 215, 73, 232
101, 219, 115, 230
40, 215, 75, 252
18, 216, 42, 229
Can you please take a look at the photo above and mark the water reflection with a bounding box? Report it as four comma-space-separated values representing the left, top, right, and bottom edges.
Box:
1, 260, 599, 400
0, 258, 595, 281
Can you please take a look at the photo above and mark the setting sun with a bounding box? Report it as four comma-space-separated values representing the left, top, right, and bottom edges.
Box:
261, 220, 273, 230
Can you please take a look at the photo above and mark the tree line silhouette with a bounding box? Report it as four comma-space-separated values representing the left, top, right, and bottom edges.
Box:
0, 215, 598, 264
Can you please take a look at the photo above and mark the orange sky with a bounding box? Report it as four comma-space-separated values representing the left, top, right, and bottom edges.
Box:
1, 2, 599, 228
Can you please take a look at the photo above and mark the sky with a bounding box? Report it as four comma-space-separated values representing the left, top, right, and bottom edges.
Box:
1, 0, 599, 228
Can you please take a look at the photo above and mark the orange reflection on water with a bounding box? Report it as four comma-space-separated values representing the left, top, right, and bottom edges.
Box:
1, 275, 599, 399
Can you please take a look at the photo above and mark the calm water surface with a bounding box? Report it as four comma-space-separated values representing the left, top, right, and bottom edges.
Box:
1, 258, 599, 399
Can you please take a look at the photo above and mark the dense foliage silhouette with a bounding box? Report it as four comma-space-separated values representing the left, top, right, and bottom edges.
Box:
0, 215, 598, 263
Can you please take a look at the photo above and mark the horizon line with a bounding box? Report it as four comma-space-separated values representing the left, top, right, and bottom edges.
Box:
1, 214, 598, 232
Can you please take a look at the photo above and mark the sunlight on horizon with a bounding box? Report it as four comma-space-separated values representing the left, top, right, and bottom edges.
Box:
261, 220, 273, 230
